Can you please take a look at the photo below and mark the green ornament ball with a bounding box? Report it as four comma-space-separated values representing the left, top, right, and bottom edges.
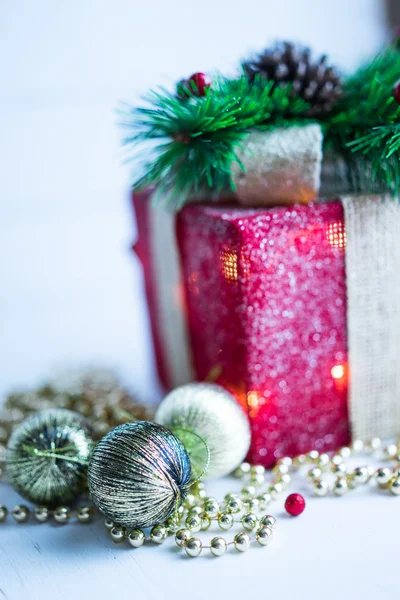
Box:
6, 408, 93, 506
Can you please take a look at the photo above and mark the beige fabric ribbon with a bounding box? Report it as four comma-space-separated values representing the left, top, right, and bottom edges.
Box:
342, 194, 400, 440
231, 124, 323, 206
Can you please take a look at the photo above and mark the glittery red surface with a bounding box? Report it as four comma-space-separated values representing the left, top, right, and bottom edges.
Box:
133, 194, 351, 467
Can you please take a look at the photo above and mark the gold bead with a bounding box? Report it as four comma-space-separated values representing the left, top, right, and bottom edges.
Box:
346, 474, 358, 490
185, 537, 202, 557
256, 526, 273, 546
226, 496, 242, 514
203, 499, 219, 518
76, 506, 94, 523
250, 472, 265, 485
34, 506, 50, 522
390, 477, 400, 496
376, 467, 392, 486
339, 447, 351, 459
232, 462, 251, 478
351, 439, 364, 454
12, 504, 30, 523
128, 529, 145, 548
224, 492, 240, 502
110, 525, 125, 543
104, 518, 114, 530
368, 438, 382, 453
241, 512, 258, 531
250, 465, 265, 475
333, 478, 348, 496
268, 482, 283, 498
188, 506, 203, 516
308, 467, 322, 480
317, 453, 330, 468
313, 479, 329, 497
185, 514, 202, 533
292, 454, 306, 468
0, 505, 8, 523
276, 473, 291, 488
53, 506, 70, 524
218, 513, 234, 530
353, 466, 369, 485
277, 456, 292, 467
257, 493, 272, 508
244, 497, 260, 511
183, 494, 196, 508
210, 536, 227, 557
234, 531, 251, 552
384, 444, 398, 459
331, 454, 343, 466
200, 513, 211, 531
150, 525, 167, 544
307, 450, 319, 463
332, 463, 347, 475
175, 528, 191, 547
241, 485, 256, 498
165, 516, 181, 532
259, 514, 276, 529
273, 463, 289, 475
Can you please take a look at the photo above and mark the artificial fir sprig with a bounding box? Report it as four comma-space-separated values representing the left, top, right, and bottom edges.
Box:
121, 76, 312, 207
324, 47, 400, 192
122, 43, 400, 206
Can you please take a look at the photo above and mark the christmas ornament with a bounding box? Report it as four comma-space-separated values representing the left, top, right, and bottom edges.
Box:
188, 72, 212, 96
6, 409, 93, 506
87, 421, 191, 528
243, 41, 342, 116
284, 493, 306, 516
178, 72, 212, 98
393, 79, 400, 103
155, 383, 251, 478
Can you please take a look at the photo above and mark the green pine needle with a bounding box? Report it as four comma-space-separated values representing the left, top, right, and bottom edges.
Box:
120, 76, 312, 207
121, 45, 400, 204
324, 47, 400, 194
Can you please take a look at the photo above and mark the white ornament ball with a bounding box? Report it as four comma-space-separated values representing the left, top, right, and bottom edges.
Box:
155, 383, 251, 479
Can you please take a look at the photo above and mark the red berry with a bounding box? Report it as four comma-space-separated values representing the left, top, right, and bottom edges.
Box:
188, 72, 212, 96
285, 493, 306, 516
393, 80, 400, 104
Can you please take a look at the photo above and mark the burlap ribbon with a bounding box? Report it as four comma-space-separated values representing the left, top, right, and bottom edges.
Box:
342, 195, 400, 440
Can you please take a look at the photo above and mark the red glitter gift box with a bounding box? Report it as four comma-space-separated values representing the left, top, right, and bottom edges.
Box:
134, 190, 350, 467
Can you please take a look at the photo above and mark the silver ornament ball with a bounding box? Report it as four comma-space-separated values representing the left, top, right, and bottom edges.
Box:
6, 408, 92, 506
87, 421, 191, 529
156, 383, 251, 478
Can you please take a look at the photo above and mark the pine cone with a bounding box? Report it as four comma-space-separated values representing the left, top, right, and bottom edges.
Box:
243, 41, 342, 116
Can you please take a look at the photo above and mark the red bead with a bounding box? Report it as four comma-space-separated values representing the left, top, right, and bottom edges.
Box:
393, 80, 400, 104
285, 493, 306, 516
188, 72, 212, 96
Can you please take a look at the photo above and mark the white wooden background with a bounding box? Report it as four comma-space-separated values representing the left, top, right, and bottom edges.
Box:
0, 1, 396, 599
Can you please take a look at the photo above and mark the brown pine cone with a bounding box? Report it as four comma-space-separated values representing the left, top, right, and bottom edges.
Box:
243, 41, 342, 116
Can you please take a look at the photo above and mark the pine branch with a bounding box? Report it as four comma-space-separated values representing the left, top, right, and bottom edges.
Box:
120, 76, 312, 207
324, 48, 400, 194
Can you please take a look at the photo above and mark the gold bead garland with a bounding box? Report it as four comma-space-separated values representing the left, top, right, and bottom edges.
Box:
1, 371, 400, 559
0, 503, 95, 524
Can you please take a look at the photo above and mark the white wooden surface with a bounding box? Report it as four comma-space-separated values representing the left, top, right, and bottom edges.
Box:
0, 2, 395, 599
1, 473, 398, 600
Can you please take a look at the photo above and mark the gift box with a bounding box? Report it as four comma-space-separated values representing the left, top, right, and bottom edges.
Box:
134, 190, 351, 465
127, 41, 400, 466
133, 188, 400, 466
